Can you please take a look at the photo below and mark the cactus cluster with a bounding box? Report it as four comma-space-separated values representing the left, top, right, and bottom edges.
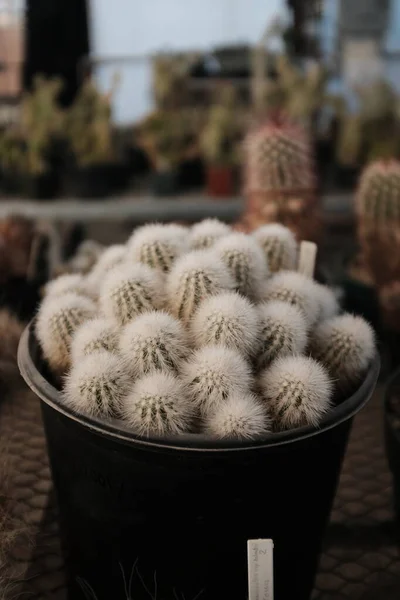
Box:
35, 219, 376, 442
241, 118, 320, 243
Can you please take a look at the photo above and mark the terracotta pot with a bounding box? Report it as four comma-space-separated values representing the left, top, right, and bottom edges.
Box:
206, 165, 235, 198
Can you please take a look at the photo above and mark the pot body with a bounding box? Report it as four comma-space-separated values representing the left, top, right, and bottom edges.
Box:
18, 325, 379, 600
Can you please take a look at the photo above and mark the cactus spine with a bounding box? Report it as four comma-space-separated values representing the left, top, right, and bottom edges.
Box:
128, 223, 188, 273
100, 263, 163, 326
252, 223, 297, 273
259, 355, 332, 430
189, 219, 230, 250
213, 232, 269, 300
71, 317, 119, 362
309, 314, 375, 393
36, 293, 97, 373
205, 393, 270, 440
190, 292, 260, 358
262, 271, 319, 327
181, 345, 253, 417
119, 311, 189, 377
167, 250, 235, 324
256, 301, 308, 370
45, 273, 97, 301
121, 371, 193, 436
63, 351, 131, 417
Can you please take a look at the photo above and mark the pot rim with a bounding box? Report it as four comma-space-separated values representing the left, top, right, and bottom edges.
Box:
18, 322, 380, 453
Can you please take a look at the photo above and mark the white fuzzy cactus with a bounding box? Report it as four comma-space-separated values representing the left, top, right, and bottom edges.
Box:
119, 311, 189, 377
71, 317, 119, 362
128, 223, 188, 273
213, 232, 269, 300
45, 273, 97, 301
87, 244, 126, 287
181, 345, 253, 416
167, 250, 235, 324
313, 283, 340, 323
309, 314, 375, 393
36, 293, 97, 373
100, 263, 163, 326
189, 218, 231, 250
121, 371, 193, 437
262, 271, 319, 326
259, 355, 333, 430
257, 301, 308, 370
204, 392, 270, 441
190, 292, 260, 358
63, 351, 131, 418
252, 224, 298, 273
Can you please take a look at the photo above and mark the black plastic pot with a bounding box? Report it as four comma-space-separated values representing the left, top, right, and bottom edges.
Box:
178, 158, 205, 191
65, 162, 131, 198
342, 274, 381, 332
18, 325, 380, 600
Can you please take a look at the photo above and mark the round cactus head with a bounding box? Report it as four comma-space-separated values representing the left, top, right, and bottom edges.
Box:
252, 223, 298, 273
181, 345, 253, 417
259, 355, 332, 430
313, 282, 340, 323
256, 301, 308, 370
121, 371, 193, 437
127, 223, 188, 273
204, 392, 270, 441
100, 263, 163, 326
213, 232, 269, 300
189, 219, 231, 250
63, 351, 131, 418
71, 317, 119, 362
261, 271, 319, 326
309, 313, 375, 393
190, 292, 260, 357
167, 250, 235, 324
356, 160, 400, 224
35, 292, 97, 373
119, 310, 189, 378
44, 273, 97, 301
87, 244, 126, 288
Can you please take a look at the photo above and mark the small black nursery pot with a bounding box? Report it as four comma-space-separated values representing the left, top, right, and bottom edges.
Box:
65, 162, 130, 199
18, 324, 379, 600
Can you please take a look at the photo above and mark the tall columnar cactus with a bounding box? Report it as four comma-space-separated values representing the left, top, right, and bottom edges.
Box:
189, 219, 230, 250
100, 263, 164, 326
87, 244, 126, 288
127, 223, 188, 273
204, 392, 270, 441
309, 314, 375, 393
167, 250, 235, 324
252, 223, 297, 273
190, 292, 260, 358
36, 293, 97, 373
181, 345, 253, 417
119, 311, 189, 378
256, 301, 308, 370
71, 317, 119, 362
242, 118, 319, 241
64, 351, 131, 417
262, 271, 319, 327
213, 232, 269, 300
121, 371, 193, 436
355, 160, 400, 286
259, 355, 332, 430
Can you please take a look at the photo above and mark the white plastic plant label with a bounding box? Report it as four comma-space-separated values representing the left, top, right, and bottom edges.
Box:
298, 241, 317, 279
247, 539, 274, 600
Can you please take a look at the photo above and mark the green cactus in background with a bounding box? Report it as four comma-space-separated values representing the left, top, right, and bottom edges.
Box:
66, 77, 117, 167
201, 85, 240, 167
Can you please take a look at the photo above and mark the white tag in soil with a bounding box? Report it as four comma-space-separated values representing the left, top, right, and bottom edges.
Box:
298, 241, 317, 279
247, 539, 274, 600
